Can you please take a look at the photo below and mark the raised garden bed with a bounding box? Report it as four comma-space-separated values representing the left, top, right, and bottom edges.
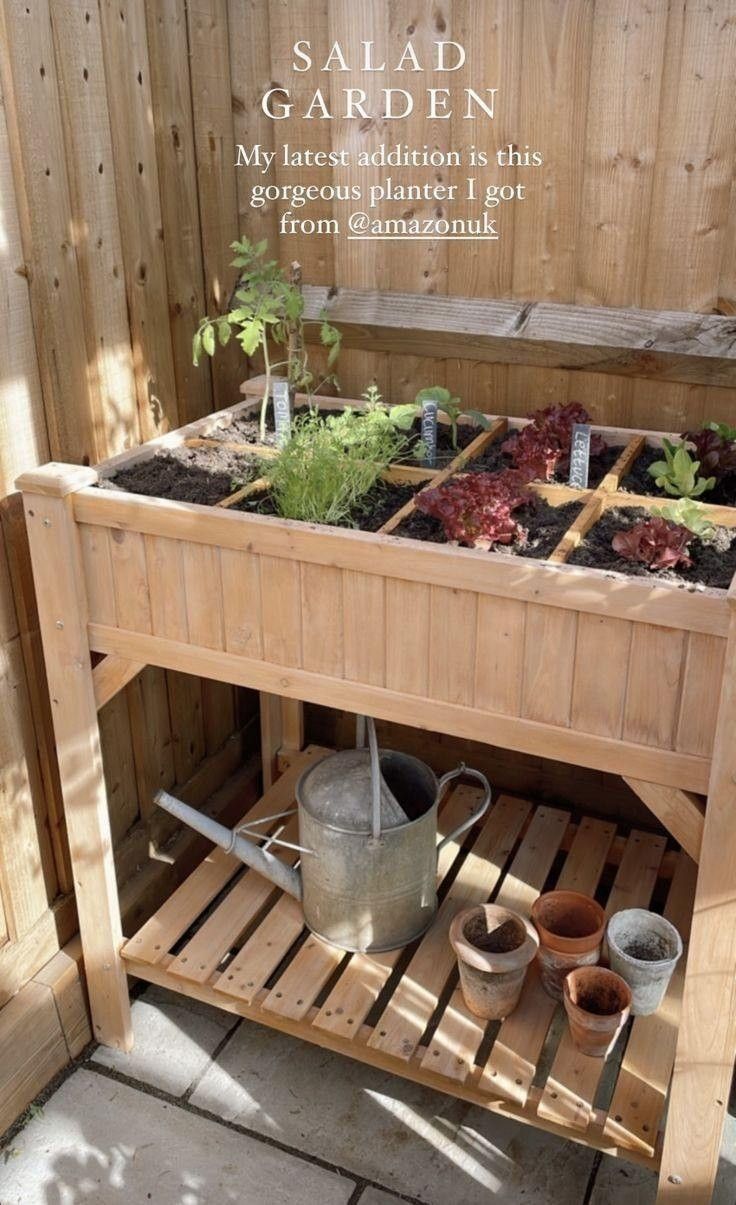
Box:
28, 381, 733, 797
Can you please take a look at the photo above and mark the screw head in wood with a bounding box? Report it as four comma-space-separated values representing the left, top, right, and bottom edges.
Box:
55, 620, 64, 629
42, 518, 51, 527
667, 1175, 683, 1185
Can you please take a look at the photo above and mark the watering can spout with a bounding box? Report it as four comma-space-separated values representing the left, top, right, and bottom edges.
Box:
154, 789, 302, 901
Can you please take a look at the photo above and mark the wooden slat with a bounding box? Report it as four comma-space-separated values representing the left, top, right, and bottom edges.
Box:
144, 0, 213, 424
604, 854, 697, 1157
521, 604, 577, 726
305, 285, 736, 389
301, 563, 343, 678
624, 778, 705, 865
109, 529, 152, 633
214, 892, 303, 1005
385, 579, 430, 696
145, 535, 188, 641
182, 543, 224, 650
259, 555, 302, 667
537, 830, 667, 1131
674, 632, 724, 759
478, 816, 617, 1104
122, 747, 324, 964
168, 815, 301, 985
421, 804, 574, 1082
343, 571, 385, 687
98, 0, 179, 438
429, 586, 477, 706
571, 615, 632, 739
623, 625, 686, 749
474, 597, 526, 716
221, 548, 263, 658
79, 525, 117, 627
312, 784, 487, 1040
367, 797, 536, 1063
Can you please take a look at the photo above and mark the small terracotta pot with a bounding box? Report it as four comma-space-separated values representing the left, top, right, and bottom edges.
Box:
531, 890, 606, 1001
450, 904, 539, 1020
563, 966, 632, 1058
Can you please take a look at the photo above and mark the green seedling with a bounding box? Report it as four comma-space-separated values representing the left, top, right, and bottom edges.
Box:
648, 438, 716, 499
389, 386, 490, 451
193, 238, 341, 441
705, 420, 736, 442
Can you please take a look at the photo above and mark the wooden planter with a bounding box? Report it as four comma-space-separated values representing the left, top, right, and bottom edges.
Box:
17, 387, 736, 1205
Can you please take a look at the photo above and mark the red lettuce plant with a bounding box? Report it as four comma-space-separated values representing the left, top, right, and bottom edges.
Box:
503, 403, 606, 481
612, 517, 693, 571
416, 470, 534, 549
682, 428, 736, 479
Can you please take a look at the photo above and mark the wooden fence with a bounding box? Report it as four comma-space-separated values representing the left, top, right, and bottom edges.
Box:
0, 0, 734, 1124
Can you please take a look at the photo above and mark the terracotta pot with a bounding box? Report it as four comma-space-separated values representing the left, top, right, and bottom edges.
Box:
531, 890, 606, 1001
563, 966, 632, 1058
449, 904, 539, 1020
606, 909, 683, 1016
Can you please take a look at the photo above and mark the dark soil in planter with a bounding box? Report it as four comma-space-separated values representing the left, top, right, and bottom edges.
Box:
567, 506, 736, 590
215, 404, 480, 465
468, 433, 625, 488
394, 498, 584, 559
232, 479, 420, 532
464, 915, 524, 953
102, 445, 258, 505
621, 445, 736, 507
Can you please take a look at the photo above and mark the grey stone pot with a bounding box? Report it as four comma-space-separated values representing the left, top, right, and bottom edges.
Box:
606, 909, 683, 1016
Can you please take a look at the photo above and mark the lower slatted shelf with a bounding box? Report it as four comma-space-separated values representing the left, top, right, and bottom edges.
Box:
120, 745, 696, 1169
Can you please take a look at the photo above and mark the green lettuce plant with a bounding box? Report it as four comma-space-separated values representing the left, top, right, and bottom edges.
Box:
651, 497, 716, 541
192, 238, 341, 441
648, 438, 716, 498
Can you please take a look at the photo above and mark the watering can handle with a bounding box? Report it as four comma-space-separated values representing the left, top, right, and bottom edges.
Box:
436, 765, 492, 852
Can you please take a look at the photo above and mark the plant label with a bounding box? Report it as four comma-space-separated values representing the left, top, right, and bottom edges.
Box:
272, 379, 292, 447
421, 399, 438, 468
569, 423, 592, 489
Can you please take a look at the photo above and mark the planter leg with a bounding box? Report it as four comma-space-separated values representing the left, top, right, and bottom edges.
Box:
260, 694, 304, 788
657, 608, 736, 1203
18, 465, 133, 1052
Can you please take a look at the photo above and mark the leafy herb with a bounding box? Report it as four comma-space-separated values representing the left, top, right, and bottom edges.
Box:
263, 409, 407, 525
415, 469, 534, 549
651, 497, 716, 541
648, 438, 716, 498
503, 402, 605, 482
389, 386, 490, 451
193, 238, 341, 440
704, 420, 736, 443
612, 517, 693, 571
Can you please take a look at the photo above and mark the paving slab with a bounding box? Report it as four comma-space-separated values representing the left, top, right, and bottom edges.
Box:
190, 1020, 595, 1205
91, 984, 237, 1096
0, 1068, 355, 1205
359, 1188, 410, 1205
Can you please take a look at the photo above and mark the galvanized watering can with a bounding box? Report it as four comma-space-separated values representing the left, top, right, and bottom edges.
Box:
155, 719, 491, 952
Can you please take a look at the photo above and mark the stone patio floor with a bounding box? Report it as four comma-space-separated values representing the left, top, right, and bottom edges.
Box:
1, 984, 734, 1204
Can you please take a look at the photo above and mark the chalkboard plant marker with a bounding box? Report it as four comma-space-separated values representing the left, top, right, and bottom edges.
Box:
271, 378, 292, 448
568, 422, 592, 489
421, 396, 438, 468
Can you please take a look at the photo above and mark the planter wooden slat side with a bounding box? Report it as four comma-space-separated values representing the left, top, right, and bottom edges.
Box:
474, 596, 526, 717
260, 556, 302, 668
343, 571, 385, 687
428, 586, 478, 707
570, 615, 633, 741
674, 633, 724, 759
86, 622, 712, 794
108, 530, 152, 634
144, 536, 188, 643
521, 605, 577, 728
73, 494, 731, 638
623, 625, 687, 750
221, 549, 262, 658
